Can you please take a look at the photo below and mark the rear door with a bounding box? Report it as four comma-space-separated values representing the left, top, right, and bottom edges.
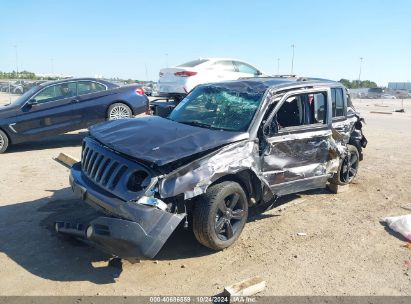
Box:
261, 88, 332, 196
12, 82, 84, 139
76, 81, 109, 127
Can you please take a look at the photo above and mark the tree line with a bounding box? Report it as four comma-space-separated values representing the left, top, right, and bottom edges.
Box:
339, 79, 378, 89
0, 71, 58, 80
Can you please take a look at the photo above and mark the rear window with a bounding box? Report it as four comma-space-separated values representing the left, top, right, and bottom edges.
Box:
331, 88, 346, 118
78, 81, 106, 95
177, 59, 209, 67
213, 61, 237, 72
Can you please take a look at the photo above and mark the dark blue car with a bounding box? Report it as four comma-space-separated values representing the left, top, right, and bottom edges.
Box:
0, 78, 149, 153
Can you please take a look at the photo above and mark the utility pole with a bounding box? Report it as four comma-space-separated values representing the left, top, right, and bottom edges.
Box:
358, 57, 363, 81
13, 45, 19, 77
277, 57, 280, 74
291, 44, 295, 74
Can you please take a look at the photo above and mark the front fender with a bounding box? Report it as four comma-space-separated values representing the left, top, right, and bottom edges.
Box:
158, 140, 268, 199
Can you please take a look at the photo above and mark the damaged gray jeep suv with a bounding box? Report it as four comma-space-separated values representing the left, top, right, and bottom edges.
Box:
63, 77, 367, 259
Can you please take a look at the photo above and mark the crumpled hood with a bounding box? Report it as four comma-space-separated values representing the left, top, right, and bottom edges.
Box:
89, 116, 249, 166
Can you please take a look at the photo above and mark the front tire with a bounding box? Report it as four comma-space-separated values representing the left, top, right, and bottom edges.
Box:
107, 103, 132, 120
0, 130, 10, 153
193, 181, 248, 250
331, 144, 360, 185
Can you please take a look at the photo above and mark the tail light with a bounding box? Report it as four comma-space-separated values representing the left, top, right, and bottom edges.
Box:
135, 88, 145, 95
174, 71, 197, 77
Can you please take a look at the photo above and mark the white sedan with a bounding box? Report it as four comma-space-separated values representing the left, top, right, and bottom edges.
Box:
381, 94, 396, 99
157, 58, 264, 100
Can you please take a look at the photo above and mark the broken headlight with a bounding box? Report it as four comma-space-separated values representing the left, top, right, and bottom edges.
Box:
127, 170, 150, 192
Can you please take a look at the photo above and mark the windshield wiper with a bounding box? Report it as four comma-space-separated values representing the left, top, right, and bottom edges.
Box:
179, 120, 222, 130
179, 120, 211, 128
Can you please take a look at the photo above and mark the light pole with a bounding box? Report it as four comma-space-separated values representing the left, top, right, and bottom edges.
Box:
358, 57, 363, 82
291, 44, 295, 74
13, 45, 19, 76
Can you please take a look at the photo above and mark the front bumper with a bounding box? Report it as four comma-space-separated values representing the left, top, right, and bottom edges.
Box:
65, 163, 184, 258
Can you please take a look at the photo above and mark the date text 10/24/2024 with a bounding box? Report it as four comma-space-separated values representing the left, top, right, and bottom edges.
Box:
149, 296, 257, 303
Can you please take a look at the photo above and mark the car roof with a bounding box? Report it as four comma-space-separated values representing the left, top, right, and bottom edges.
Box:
198, 58, 259, 64
39, 77, 115, 87
201, 76, 343, 93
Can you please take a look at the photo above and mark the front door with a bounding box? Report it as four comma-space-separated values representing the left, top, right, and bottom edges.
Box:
261, 88, 332, 196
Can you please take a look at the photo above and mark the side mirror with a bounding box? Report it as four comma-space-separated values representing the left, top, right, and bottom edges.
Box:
263, 115, 279, 137
28, 99, 38, 105
255, 70, 262, 76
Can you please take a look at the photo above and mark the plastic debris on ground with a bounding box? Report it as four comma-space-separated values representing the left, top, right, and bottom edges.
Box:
383, 214, 411, 241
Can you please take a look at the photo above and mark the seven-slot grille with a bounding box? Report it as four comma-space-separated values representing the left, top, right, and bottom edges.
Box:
82, 145, 127, 190
80, 138, 150, 199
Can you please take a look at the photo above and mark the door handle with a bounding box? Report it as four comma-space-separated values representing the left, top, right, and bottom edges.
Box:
71, 99, 79, 103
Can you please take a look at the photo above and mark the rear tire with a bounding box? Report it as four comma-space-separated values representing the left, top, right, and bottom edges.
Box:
331, 144, 359, 185
107, 103, 132, 120
0, 130, 10, 153
193, 181, 248, 250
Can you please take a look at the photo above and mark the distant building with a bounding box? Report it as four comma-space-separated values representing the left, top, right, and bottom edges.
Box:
388, 82, 411, 90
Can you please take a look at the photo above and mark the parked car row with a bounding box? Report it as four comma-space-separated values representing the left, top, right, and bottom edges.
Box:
0, 80, 47, 94
349, 88, 411, 99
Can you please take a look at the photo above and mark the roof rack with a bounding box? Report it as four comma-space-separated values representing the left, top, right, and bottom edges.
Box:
239, 75, 299, 80
271, 74, 297, 78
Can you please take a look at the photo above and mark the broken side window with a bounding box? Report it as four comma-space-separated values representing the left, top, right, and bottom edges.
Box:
275, 92, 327, 130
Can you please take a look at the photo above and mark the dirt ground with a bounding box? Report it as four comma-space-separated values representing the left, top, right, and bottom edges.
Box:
0, 92, 410, 296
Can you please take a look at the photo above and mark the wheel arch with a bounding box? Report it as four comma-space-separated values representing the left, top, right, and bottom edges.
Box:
210, 169, 264, 206
106, 100, 135, 117
0, 126, 12, 144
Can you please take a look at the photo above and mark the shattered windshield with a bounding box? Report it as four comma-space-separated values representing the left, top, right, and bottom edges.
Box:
169, 85, 263, 131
